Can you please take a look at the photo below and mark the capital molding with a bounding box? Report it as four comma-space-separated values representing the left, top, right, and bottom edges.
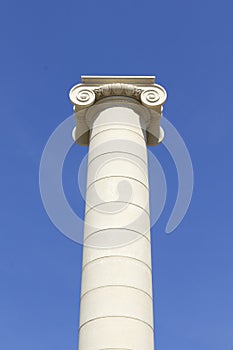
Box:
69, 76, 167, 146
70, 76, 167, 113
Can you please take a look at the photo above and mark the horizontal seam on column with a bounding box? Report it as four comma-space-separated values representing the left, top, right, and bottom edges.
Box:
88, 150, 148, 167
81, 285, 152, 300
79, 316, 154, 332
83, 228, 150, 243
90, 128, 146, 142
85, 201, 150, 217
82, 255, 152, 273
86, 176, 149, 192
98, 348, 133, 350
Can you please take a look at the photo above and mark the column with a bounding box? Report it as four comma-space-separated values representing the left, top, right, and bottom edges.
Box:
69, 76, 167, 350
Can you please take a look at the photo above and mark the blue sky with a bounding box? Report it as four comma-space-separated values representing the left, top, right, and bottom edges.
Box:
1, 0, 233, 349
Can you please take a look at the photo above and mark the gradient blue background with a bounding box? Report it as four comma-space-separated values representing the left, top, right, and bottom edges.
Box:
1, 0, 233, 349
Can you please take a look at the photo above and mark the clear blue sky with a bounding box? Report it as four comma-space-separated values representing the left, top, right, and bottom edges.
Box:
1, 0, 233, 349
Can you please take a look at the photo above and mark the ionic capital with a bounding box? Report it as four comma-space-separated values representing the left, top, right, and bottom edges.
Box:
69, 76, 167, 146
69, 77, 167, 113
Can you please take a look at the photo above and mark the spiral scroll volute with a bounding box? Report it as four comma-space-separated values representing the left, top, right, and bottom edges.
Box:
69, 83, 167, 111
69, 85, 96, 110
69, 79, 167, 146
140, 85, 167, 110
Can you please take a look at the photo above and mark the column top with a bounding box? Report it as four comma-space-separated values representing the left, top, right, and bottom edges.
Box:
81, 75, 156, 85
69, 75, 167, 146
70, 75, 167, 111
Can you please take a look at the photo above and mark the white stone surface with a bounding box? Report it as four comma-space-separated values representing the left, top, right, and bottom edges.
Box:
78, 317, 154, 350
81, 256, 152, 296
82, 233, 152, 267
78, 98, 154, 350
70, 77, 167, 146
70, 77, 167, 350
80, 286, 153, 326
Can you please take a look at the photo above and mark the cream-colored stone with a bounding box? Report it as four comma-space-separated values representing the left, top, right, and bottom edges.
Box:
70, 76, 167, 146
81, 256, 152, 296
82, 233, 152, 267
79, 286, 153, 327
78, 317, 154, 350
70, 76, 167, 350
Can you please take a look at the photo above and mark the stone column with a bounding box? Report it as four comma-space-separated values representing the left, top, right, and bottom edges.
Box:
70, 76, 167, 350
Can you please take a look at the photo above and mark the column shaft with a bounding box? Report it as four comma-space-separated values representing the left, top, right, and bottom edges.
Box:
78, 100, 154, 350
